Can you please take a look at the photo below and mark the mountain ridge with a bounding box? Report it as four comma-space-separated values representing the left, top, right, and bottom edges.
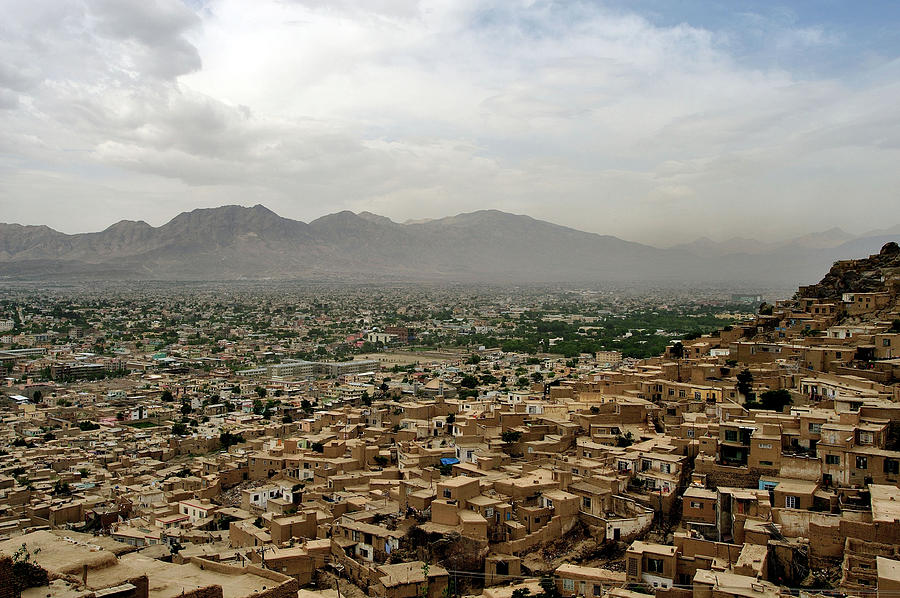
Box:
0, 205, 897, 285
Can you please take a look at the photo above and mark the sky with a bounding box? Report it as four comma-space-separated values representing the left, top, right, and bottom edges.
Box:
1, 0, 899, 244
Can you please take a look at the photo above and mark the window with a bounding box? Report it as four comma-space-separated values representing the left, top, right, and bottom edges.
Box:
563, 579, 575, 592
582, 496, 592, 509
809, 423, 822, 434
660, 463, 671, 474
443, 489, 451, 498
825, 455, 840, 465
686, 429, 694, 438
725, 430, 738, 442
694, 392, 701, 400
785, 496, 797, 509
884, 339, 891, 347
646, 558, 664, 573
885, 460, 899, 475
856, 456, 868, 470
485, 508, 494, 518
758, 443, 772, 450
859, 432, 874, 444
627, 558, 639, 577
690, 501, 703, 509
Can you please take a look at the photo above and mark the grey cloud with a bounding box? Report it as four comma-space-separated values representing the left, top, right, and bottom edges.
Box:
0, 0, 898, 243
86, 0, 202, 78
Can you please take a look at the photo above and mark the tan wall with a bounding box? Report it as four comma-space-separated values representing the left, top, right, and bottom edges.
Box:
682, 498, 716, 525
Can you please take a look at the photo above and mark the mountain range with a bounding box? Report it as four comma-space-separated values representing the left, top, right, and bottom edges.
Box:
0, 205, 896, 285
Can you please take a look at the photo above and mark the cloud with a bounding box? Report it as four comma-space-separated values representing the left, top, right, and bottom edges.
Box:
0, 0, 898, 244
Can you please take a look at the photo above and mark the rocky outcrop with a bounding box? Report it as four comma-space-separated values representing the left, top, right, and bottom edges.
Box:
799, 242, 900, 301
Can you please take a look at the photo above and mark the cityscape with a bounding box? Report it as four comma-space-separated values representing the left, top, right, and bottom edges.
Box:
3, 3, 900, 598
0, 244, 899, 598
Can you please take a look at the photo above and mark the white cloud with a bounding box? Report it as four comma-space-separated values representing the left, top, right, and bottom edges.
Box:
0, 0, 897, 244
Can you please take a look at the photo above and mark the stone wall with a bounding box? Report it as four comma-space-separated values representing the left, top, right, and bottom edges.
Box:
492, 514, 579, 556
692, 460, 763, 489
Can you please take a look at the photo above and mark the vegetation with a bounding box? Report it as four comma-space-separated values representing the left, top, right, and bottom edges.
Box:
736, 368, 754, 399
52, 480, 71, 496
745, 389, 793, 412
11, 544, 48, 593
501, 430, 522, 444
219, 430, 245, 448
615, 431, 634, 447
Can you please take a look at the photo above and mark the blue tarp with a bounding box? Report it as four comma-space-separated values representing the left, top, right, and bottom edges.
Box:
440, 458, 460, 466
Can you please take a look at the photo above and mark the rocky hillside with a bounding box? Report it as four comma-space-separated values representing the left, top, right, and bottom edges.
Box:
799, 242, 900, 302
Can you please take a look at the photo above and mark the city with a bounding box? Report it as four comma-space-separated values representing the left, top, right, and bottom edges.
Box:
0, 243, 898, 598
3, 1, 900, 598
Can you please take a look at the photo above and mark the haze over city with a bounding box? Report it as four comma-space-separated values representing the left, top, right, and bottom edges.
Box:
2, 0, 900, 243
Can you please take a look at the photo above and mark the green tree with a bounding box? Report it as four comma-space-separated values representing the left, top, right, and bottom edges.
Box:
616, 431, 634, 447
52, 480, 71, 497
220, 430, 245, 448
736, 369, 754, 399
502, 430, 522, 444
460, 375, 479, 388
539, 576, 561, 598
748, 389, 793, 412
161, 390, 174, 402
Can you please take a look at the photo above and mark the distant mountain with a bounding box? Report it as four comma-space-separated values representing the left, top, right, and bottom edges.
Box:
672, 227, 859, 257
0, 205, 896, 285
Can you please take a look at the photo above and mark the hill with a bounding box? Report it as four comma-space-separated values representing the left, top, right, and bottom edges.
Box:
0, 205, 896, 284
